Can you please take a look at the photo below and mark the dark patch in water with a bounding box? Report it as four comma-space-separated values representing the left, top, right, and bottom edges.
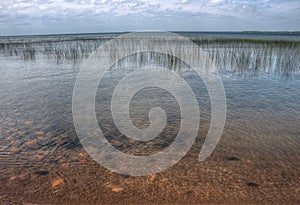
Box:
247, 182, 259, 187
121, 174, 130, 179
49, 159, 59, 164
34, 170, 49, 175
186, 190, 193, 195
60, 136, 81, 149
227, 156, 240, 161
39, 140, 57, 148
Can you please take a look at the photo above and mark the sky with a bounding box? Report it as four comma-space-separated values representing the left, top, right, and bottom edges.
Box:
0, 0, 299, 35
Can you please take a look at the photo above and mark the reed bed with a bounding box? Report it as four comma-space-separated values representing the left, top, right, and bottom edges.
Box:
0, 36, 299, 76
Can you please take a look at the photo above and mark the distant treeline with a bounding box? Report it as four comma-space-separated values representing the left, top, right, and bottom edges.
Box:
241, 31, 300, 35
174, 31, 300, 35
191, 37, 300, 45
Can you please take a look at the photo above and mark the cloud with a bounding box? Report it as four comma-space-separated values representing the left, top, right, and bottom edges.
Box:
0, 0, 299, 35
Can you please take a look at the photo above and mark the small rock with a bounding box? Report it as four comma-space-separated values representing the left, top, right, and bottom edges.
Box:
24, 121, 33, 125
111, 186, 124, 192
79, 152, 87, 158
8, 174, 30, 183
160, 178, 168, 183
35, 131, 44, 136
7, 136, 13, 141
19, 173, 30, 180
9, 176, 17, 181
25, 140, 37, 146
52, 178, 64, 188
38, 136, 48, 141
148, 174, 156, 182
18, 130, 27, 135
113, 141, 122, 146
10, 147, 20, 154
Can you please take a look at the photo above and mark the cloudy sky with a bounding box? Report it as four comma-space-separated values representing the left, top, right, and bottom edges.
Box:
0, 0, 299, 35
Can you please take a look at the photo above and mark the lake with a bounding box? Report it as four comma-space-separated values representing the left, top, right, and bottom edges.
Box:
0, 32, 299, 204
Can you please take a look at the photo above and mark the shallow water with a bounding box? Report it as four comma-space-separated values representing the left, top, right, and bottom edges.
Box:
0, 33, 300, 204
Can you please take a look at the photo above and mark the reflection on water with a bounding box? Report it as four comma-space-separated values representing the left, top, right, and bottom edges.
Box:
0, 33, 299, 204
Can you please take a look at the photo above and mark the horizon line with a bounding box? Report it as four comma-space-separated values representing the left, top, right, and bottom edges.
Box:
1, 30, 300, 37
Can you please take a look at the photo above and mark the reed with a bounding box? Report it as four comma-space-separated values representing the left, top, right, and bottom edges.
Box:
0, 36, 299, 76
192, 37, 300, 45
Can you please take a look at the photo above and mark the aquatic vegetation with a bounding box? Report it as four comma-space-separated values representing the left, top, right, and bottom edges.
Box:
0, 35, 299, 76
200, 42, 300, 76
191, 37, 300, 45
0, 37, 110, 63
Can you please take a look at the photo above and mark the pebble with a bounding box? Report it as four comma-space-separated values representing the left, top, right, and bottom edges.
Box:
9, 176, 17, 181
18, 130, 27, 135
25, 140, 37, 146
113, 140, 122, 146
10, 173, 30, 181
35, 131, 44, 136
24, 121, 33, 125
10, 147, 20, 154
52, 178, 64, 188
111, 186, 124, 193
7, 136, 13, 141
148, 174, 156, 182
79, 152, 87, 158
19, 173, 30, 181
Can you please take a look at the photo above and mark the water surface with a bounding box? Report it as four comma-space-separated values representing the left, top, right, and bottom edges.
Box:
0, 32, 299, 204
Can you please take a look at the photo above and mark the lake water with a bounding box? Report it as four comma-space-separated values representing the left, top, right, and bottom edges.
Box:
0, 32, 299, 204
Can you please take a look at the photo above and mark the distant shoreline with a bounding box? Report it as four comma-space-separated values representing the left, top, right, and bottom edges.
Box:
177, 31, 300, 35
0, 31, 300, 38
